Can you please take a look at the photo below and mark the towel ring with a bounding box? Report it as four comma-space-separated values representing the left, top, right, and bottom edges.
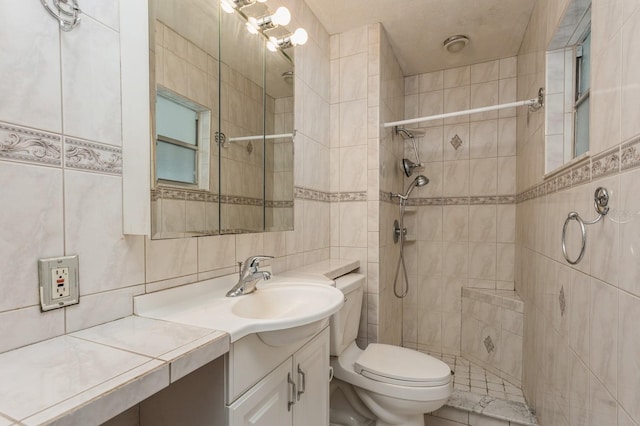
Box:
41, 0, 81, 32
561, 187, 610, 265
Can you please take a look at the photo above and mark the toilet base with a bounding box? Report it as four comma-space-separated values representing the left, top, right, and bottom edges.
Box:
374, 415, 423, 426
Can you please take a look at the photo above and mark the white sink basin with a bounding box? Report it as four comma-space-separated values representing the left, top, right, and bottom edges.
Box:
231, 285, 338, 320
134, 275, 344, 346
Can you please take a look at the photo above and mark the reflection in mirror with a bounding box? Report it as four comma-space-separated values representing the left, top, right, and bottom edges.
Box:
149, 0, 296, 238
149, 0, 220, 239
264, 50, 294, 231
219, 8, 266, 233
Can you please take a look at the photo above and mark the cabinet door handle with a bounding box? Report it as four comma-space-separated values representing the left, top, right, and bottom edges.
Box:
287, 372, 296, 411
297, 364, 306, 400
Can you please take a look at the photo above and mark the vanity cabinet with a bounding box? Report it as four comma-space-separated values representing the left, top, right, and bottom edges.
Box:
227, 327, 330, 426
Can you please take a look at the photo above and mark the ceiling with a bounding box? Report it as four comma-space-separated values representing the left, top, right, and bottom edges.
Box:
305, 0, 537, 76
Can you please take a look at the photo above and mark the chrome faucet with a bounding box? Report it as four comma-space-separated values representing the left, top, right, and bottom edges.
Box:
226, 255, 274, 297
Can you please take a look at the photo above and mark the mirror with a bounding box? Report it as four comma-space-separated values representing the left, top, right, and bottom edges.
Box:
149, 0, 220, 239
264, 50, 294, 231
149, 0, 294, 238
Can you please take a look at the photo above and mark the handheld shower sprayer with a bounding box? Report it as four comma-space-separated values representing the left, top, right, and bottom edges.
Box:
391, 175, 429, 201
391, 174, 429, 300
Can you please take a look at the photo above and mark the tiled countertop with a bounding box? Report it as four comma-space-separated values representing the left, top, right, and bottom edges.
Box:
0, 317, 228, 425
0, 258, 359, 425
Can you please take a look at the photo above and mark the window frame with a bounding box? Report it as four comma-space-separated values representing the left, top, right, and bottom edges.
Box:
155, 91, 202, 187
573, 29, 591, 158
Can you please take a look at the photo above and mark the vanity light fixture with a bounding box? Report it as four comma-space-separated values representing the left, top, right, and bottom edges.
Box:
247, 6, 291, 33
267, 28, 308, 50
443, 35, 469, 53
221, 0, 266, 14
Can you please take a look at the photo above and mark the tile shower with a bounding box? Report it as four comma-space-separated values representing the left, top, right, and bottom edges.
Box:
399, 57, 518, 357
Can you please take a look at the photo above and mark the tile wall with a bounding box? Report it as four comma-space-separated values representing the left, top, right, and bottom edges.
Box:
399, 58, 518, 356
329, 23, 405, 347
377, 26, 407, 346
0, 0, 332, 355
516, 0, 640, 425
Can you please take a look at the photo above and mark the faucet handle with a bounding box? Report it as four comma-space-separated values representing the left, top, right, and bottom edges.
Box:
244, 255, 274, 272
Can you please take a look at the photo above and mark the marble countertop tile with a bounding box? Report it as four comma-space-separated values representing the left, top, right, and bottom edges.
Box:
0, 413, 17, 425
0, 317, 230, 424
71, 316, 229, 383
0, 336, 157, 421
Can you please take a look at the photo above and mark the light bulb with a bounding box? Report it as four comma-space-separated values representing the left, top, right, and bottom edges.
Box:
290, 28, 308, 45
267, 40, 278, 52
221, 0, 235, 13
246, 18, 259, 34
271, 7, 291, 26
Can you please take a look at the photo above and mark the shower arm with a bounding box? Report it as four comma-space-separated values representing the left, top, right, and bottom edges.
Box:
395, 127, 423, 166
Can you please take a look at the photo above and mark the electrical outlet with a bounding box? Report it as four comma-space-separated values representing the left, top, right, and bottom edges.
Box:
39, 256, 79, 311
51, 267, 70, 299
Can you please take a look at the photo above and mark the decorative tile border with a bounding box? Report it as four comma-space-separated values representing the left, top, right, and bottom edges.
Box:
403, 196, 516, 207
266, 200, 294, 208
294, 187, 330, 202
153, 187, 219, 202
332, 192, 367, 202
517, 137, 640, 204
621, 137, 640, 171
591, 147, 619, 179
64, 138, 122, 175
294, 187, 366, 203
0, 122, 61, 166
219, 195, 263, 206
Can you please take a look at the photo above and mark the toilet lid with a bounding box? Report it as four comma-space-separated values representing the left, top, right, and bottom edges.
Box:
354, 344, 452, 387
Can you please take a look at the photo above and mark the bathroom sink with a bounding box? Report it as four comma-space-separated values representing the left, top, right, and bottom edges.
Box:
231, 285, 337, 319
134, 275, 344, 346
230, 283, 343, 346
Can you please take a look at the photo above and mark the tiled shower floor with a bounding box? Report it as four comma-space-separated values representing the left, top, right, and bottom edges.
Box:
427, 352, 526, 403
423, 351, 537, 425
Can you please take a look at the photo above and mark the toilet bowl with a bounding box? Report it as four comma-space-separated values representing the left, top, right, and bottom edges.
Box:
329, 274, 452, 426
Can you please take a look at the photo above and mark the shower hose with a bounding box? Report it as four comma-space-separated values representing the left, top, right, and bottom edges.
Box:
393, 197, 410, 298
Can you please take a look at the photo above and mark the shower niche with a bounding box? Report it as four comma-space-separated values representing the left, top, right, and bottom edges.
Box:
149, 0, 294, 238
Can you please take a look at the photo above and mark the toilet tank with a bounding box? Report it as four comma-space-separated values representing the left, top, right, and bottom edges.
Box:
330, 273, 365, 356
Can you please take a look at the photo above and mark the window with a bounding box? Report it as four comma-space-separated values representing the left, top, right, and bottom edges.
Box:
544, 0, 591, 173
574, 30, 590, 158
156, 94, 199, 185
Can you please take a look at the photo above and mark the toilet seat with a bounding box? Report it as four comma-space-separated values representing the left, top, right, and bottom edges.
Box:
331, 342, 452, 402
355, 344, 451, 387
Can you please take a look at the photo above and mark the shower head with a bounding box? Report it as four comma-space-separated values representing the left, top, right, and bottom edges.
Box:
395, 126, 426, 139
392, 175, 429, 201
402, 158, 424, 177
282, 70, 294, 83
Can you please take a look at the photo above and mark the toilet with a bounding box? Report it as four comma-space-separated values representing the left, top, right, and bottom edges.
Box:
329, 274, 452, 426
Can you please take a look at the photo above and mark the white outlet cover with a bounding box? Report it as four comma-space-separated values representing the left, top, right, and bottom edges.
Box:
38, 256, 79, 311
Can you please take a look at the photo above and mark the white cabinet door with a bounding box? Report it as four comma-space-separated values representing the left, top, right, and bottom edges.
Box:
228, 360, 294, 426
292, 328, 330, 426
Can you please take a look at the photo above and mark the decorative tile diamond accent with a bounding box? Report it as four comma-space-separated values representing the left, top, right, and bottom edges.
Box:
450, 134, 463, 150
559, 286, 566, 316
483, 336, 495, 353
